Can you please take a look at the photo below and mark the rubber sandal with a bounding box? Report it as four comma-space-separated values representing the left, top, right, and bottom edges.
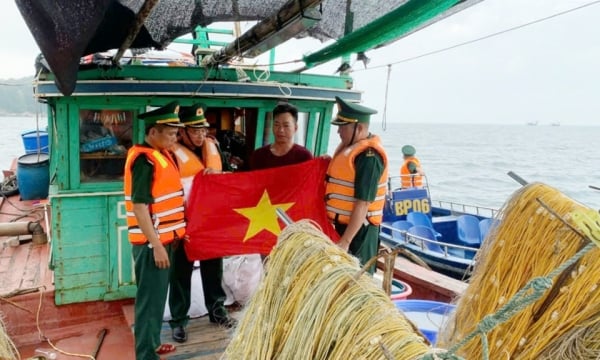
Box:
156, 343, 176, 355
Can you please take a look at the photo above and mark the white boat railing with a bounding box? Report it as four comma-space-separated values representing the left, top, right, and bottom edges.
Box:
379, 223, 479, 260
430, 199, 498, 219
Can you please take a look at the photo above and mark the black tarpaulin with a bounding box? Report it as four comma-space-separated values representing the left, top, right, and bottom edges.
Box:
15, 0, 482, 96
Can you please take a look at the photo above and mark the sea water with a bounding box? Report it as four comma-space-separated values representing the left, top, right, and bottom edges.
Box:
1, 116, 599, 210
329, 122, 600, 210
0, 115, 47, 173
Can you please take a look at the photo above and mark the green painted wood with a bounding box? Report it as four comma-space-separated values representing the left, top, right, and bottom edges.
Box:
172, 38, 229, 47
54, 272, 106, 291
315, 105, 335, 155
43, 73, 351, 306
303, 0, 459, 68
194, 26, 234, 35
54, 238, 105, 257
254, 108, 268, 150
304, 111, 318, 153
103, 286, 136, 301
107, 197, 136, 293
51, 102, 71, 190
56, 285, 109, 305
55, 256, 107, 276
51, 195, 111, 304
41, 65, 353, 89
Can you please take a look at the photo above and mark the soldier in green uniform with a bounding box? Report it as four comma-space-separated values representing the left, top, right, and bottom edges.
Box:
169, 104, 236, 345
123, 101, 186, 359
325, 97, 389, 274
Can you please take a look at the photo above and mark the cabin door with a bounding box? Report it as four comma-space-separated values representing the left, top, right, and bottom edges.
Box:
105, 196, 136, 300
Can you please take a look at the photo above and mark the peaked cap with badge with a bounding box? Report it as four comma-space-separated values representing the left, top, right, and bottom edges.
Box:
331, 96, 377, 125
138, 101, 184, 129
179, 103, 210, 128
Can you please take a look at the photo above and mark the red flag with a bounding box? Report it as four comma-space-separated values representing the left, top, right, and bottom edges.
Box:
185, 157, 339, 260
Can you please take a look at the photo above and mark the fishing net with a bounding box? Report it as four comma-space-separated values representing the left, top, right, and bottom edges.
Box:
438, 182, 600, 359
225, 220, 432, 360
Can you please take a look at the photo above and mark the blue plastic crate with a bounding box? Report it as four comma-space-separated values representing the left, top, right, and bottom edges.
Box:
80, 136, 117, 153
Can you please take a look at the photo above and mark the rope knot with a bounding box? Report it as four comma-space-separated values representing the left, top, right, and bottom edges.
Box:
477, 314, 498, 333
530, 277, 553, 291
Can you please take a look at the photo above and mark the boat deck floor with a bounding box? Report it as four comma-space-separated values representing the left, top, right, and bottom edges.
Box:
0, 193, 238, 360
9, 298, 239, 360
0, 194, 52, 297
0, 190, 465, 359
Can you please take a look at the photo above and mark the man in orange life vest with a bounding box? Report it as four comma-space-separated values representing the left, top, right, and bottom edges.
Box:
169, 104, 236, 344
325, 96, 388, 274
123, 101, 185, 360
400, 144, 424, 188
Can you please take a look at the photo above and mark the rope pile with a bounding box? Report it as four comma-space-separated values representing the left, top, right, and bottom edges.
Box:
438, 182, 600, 359
0, 314, 18, 360
224, 220, 431, 360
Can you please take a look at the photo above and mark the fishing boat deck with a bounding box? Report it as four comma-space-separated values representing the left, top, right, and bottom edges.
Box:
12, 298, 239, 359
0, 193, 52, 297
1, 185, 464, 359
0, 192, 239, 359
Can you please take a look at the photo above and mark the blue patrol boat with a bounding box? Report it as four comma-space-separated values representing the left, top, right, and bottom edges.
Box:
379, 175, 498, 279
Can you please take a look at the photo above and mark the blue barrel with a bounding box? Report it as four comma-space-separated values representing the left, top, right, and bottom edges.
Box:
394, 300, 456, 345
17, 153, 50, 200
21, 130, 49, 154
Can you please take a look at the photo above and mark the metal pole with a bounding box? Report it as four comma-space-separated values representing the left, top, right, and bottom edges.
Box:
507, 171, 528, 186
113, 0, 160, 64
276, 208, 293, 226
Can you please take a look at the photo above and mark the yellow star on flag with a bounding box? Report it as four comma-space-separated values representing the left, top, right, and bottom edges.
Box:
234, 190, 294, 241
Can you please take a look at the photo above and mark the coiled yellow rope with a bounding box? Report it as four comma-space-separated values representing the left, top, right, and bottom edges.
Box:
224, 220, 431, 360
438, 182, 600, 359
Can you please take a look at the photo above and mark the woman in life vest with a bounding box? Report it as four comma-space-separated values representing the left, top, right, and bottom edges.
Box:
325, 96, 388, 274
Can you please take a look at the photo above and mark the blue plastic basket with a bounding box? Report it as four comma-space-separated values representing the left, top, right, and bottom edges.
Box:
394, 300, 456, 344
21, 130, 49, 154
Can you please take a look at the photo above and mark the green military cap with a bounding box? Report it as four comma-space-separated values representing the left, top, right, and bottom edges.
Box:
331, 96, 377, 125
402, 145, 416, 156
179, 103, 209, 128
138, 101, 184, 128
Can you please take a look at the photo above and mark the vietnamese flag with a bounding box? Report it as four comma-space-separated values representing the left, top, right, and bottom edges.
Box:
185, 157, 339, 260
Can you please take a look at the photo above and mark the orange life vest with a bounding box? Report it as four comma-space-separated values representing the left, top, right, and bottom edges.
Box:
123, 145, 186, 245
171, 139, 222, 201
400, 156, 423, 188
325, 135, 388, 226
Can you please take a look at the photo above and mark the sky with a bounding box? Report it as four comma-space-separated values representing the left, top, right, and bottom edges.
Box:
2, 0, 599, 126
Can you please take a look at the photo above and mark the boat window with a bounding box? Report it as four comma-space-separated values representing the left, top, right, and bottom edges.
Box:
79, 109, 132, 182
295, 112, 308, 146
204, 106, 252, 171
262, 112, 273, 147
261, 110, 310, 147
305, 112, 321, 153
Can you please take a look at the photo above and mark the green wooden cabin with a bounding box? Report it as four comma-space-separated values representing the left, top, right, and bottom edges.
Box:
24, 0, 483, 306
37, 64, 361, 304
